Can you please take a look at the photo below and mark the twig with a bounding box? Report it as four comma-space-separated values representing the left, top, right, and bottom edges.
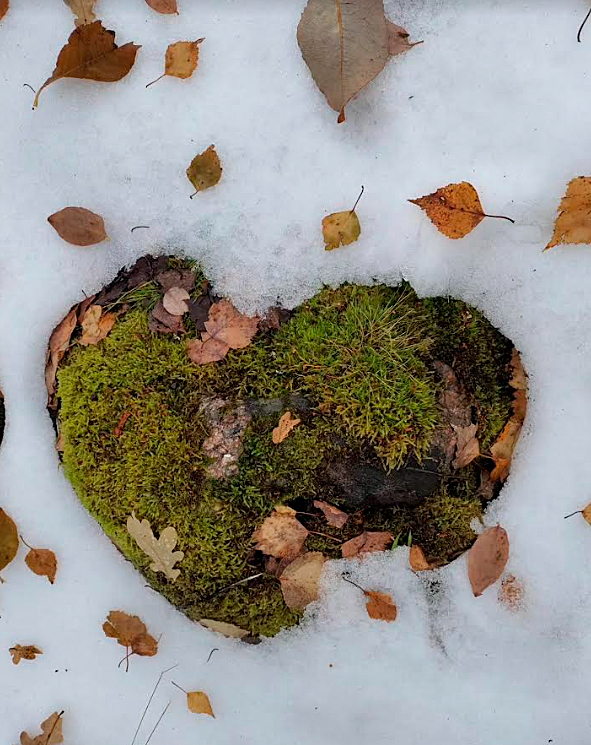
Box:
579, 6, 591, 41
131, 664, 178, 745
308, 530, 341, 542
206, 572, 263, 599
146, 74, 165, 89
23, 83, 35, 93
206, 648, 219, 663
131, 225, 150, 233
143, 702, 170, 745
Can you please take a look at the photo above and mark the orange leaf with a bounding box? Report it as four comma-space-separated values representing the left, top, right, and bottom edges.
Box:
341, 531, 393, 558
103, 610, 158, 657
410, 182, 485, 239
409, 544, 430, 572
313, 499, 349, 528
186, 691, 215, 716
25, 547, 57, 584
468, 526, 509, 597
0, 508, 18, 575
545, 176, 591, 250
252, 508, 308, 560
0, 0, 9, 22
186, 299, 258, 365
272, 411, 301, 444
145, 0, 178, 13
364, 590, 397, 621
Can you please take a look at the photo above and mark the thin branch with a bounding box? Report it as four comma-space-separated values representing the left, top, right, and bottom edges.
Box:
206, 573, 263, 599
341, 574, 365, 593
579, 6, 591, 41
143, 702, 170, 745
206, 647, 219, 663
131, 664, 178, 745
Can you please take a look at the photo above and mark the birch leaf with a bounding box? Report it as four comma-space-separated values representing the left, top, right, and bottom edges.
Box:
364, 590, 397, 621
186, 691, 215, 717
545, 176, 591, 250
186, 144, 222, 195
252, 508, 308, 560
25, 546, 57, 584
126, 512, 184, 581
323, 210, 361, 250
279, 551, 326, 610
0, 508, 18, 575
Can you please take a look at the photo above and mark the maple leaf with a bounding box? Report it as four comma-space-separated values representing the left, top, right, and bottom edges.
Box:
10, 644, 43, 665
452, 423, 479, 469
186, 299, 258, 365
0, 507, 18, 576
272, 411, 301, 444
409, 182, 513, 239
162, 286, 190, 316
199, 619, 249, 638
23, 542, 57, 584
20, 712, 64, 745
63, 0, 96, 26
45, 308, 77, 401
279, 551, 326, 610
145, 0, 179, 13
341, 531, 393, 558
364, 590, 397, 621
468, 526, 509, 597
313, 499, 348, 528
147, 39, 204, 87
34, 21, 140, 107
126, 513, 184, 581
186, 144, 222, 196
79, 305, 116, 346
103, 610, 159, 657
297, 0, 418, 122
408, 544, 430, 572
252, 508, 308, 560
0, 0, 9, 22
48, 206, 107, 246
545, 176, 591, 250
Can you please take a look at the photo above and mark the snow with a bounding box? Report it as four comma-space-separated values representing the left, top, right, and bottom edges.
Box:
1, 0, 591, 742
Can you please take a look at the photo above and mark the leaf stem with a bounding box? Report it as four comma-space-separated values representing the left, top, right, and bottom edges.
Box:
564, 510, 582, 519
171, 680, 187, 694
145, 74, 165, 89
481, 212, 515, 224
341, 574, 365, 593
350, 185, 365, 214
578, 6, 591, 41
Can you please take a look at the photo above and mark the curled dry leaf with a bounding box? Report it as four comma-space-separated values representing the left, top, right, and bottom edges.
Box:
0, 0, 9, 22
364, 590, 397, 621
10, 644, 43, 664
279, 551, 326, 610
45, 308, 77, 401
468, 526, 509, 597
79, 305, 116, 346
186, 691, 215, 717
297, 0, 417, 122
199, 619, 249, 638
148, 39, 204, 87
25, 546, 57, 584
186, 144, 222, 195
410, 182, 486, 239
48, 206, 107, 247
452, 423, 479, 470
341, 530, 393, 558
545, 176, 591, 250
323, 210, 361, 250
186, 299, 258, 365
409, 544, 430, 572
34, 20, 140, 107
163, 286, 190, 316
498, 573, 524, 611
149, 301, 185, 334
103, 610, 158, 656
313, 499, 348, 528
20, 712, 64, 745
272, 411, 301, 444
126, 513, 184, 581
63, 0, 96, 26
252, 508, 308, 560
490, 349, 527, 482
0, 507, 18, 575
145, 0, 179, 13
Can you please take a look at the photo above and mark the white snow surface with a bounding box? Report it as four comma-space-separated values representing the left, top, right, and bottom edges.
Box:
1, 0, 591, 743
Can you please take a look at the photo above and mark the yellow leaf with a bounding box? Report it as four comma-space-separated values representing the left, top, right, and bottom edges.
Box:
126, 513, 184, 581
186, 144, 222, 195
322, 210, 361, 250
582, 502, 591, 525
272, 411, 301, 444
147, 39, 204, 88
186, 691, 215, 717
545, 176, 591, 250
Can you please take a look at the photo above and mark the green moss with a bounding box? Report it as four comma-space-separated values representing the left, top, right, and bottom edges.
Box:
56, 269, 513, 637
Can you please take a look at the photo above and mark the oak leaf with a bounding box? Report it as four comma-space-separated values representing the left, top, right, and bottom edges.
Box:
45, 308, 77, 400
0, 0, 9, 22
79, 305, 116, 346
34, 21, 140, 107
323, 210, 361, 250
10, 645, 43, 664
341, 531, 393, 558
272, 411, 301, 444
252, 508, 308, 560
186, 299, 258, 365
126, 513, 184, 581
103, 610, 158, 656
409, 544, 430, 572
0, 507, 18, 576
186, 144, 222, 195
468, 526, 509, 597
279, 551, 326, 610
147, 39, 204, 87
20, 712, 63, 745
199, 619, 249, 638
186, 691, 215, 717
25, 546, 57, 584
452, 423, 479, 469
63, 0, 96, 26
498, 573, 524, 611
545, 176, 591, 250
48, 207, 107, 246
297, 0, 417, 122
145, 0, 179, 13
162, 286, 190, 316
364, 590, 397, 621
313, 499, 348, 528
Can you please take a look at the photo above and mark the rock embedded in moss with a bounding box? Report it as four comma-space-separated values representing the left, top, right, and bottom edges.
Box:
51, 255, 518, 637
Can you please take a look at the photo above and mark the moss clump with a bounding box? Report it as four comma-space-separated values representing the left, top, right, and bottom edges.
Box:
56, 261, 514, 637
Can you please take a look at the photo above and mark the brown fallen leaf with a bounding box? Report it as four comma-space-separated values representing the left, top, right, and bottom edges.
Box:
297, 0, 418, 122
0, 0, 9, 22
24, 542, 57, 584
409, 544, 430, 572
452, 423, 479, 469
490, 349, 527, 482
103, 610, 158, 658
199, 619, 249, 638
126, 513, 184, 581
34, 21, 140, 107
252, 508, 308, 560
387, 21, 421, 57
79, 305, 116, 346
409, 182, 513, 239
564, 502, 591, 524
313, 499, 349, 528
279, 551, 326, 610
364, 590, 397, 621
186, 691, 215, 717
341, 531, 393, 558
498, 573, 524, 611
186, 299, 258, 365
149, 301, 185, 334
545, 176, 591, 250
63, 0, 96, 26
145, 0, 179, 13
468, 526, 509, 597
45, 308, 77, 401
0, 507, 18, 576
20, 711, 64, 745
10, 644, 43, 665
272, 411, 301, 444
48, 206, 107, 247
186, 144, 222, 196
147, 39, 204, 87
162, 286, 190, 316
